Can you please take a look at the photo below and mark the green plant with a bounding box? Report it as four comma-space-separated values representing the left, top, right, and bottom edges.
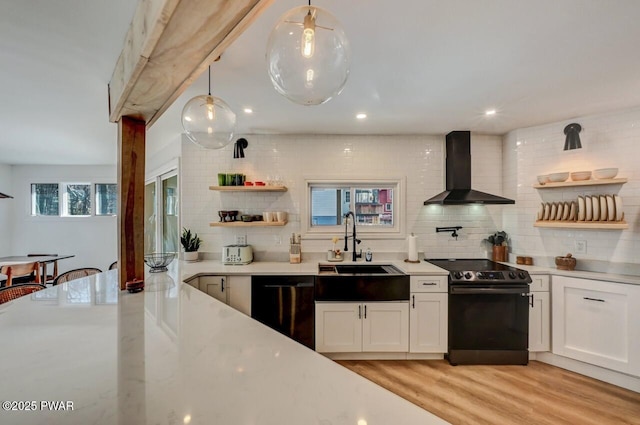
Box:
181, 228, 202, 252
486, 231, 508, 246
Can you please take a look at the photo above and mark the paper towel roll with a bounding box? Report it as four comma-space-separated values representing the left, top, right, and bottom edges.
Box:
408, 234, 418, 262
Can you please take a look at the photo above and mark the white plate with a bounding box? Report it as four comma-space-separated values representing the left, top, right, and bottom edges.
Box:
614, 195, 623, 221
577, 196, 585, 221
585, 196, 592, 221
592, 196, 600, 221
606, 195, 615, 222
556, 203, 564, 220
569, 201, 577, 221
543, 203, 550, 220
599, 195, 607, 221
537, 203, 544, 220
562, 202, 570, 221
550, 203, 557, 221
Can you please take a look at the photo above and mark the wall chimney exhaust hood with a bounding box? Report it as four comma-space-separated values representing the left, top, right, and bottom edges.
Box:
424, 131, 515, 205
0, 192, 13, 199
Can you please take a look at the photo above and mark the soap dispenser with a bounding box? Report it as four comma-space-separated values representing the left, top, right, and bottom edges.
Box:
365, 248, 373, 262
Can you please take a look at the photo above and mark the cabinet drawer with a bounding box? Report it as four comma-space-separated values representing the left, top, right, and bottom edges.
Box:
530, 274, 550, 292
410, 276, 447, 293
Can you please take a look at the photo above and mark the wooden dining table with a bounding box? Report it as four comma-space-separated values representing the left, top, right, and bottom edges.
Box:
0, 254, 75, 284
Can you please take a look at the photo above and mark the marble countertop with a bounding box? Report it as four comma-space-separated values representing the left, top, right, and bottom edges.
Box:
0, 264, 448, 425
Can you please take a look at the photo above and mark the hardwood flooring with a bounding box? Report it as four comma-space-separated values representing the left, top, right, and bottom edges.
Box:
337, 360, 640, 425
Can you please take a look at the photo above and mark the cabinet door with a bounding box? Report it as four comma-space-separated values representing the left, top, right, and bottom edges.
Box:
315, 302, 362, 353
529, 292, 550, 352
198, 275, 228, 304
409, 293, 447, 353
552, 276, 640, 376
228, 275, 251, 315
362, 302, 409, 352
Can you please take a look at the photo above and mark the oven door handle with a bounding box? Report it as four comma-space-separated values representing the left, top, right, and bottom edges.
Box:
450, 287, 529, 295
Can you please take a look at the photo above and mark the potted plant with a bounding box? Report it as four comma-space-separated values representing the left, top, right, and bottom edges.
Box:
181, 228, 201, 262
486, 231, 508, 261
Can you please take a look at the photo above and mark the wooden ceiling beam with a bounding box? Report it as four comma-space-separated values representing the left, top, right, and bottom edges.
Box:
108, 0, 274, 128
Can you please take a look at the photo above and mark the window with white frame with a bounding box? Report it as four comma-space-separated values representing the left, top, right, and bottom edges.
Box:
304, 178, 404, 237
30, 183, 117, 217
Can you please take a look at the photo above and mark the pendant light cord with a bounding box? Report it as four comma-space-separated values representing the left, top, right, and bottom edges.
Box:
208, 66, 211, 96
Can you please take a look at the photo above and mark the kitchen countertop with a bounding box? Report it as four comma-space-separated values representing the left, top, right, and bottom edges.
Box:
0, 264, 448, 425
500, 262, 640, 286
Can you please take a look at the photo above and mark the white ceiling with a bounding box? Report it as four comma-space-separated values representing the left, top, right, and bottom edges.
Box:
2, 0, 640, 165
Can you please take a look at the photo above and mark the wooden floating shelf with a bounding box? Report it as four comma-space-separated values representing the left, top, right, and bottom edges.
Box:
210, 220, 287, 227
534, 220, 628, 230
209, 185, 287, 192
533, 178, 627, 189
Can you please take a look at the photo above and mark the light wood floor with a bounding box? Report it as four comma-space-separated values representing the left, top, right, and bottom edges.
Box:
337, 360, 640, 425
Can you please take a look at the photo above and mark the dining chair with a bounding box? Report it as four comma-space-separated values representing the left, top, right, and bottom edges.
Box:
108, 261, 118, 270
53, 268, 102, 285
0, 262, 41, 287
0, 283, 47, 304
28, 253, 59, 283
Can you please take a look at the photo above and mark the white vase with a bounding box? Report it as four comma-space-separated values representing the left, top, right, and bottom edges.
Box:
184, 251, 199, 262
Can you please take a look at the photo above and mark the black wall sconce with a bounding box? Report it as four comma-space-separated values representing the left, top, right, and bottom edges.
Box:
233, 138, 248, 158
563, 123, 582, 150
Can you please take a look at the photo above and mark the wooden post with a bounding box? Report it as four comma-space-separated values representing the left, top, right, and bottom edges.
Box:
117, 117, 146, 290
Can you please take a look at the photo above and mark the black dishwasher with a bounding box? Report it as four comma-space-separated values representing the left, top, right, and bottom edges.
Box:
251, 275, 315, 349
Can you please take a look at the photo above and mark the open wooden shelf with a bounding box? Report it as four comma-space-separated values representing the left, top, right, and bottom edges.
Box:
534, 220, 628, 230
209, 185, 287, 192
533, 178, 626, 189
210, 220, 287, 227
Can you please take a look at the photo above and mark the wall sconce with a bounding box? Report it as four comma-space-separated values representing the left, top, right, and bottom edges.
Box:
563, 123, 582, 150
233, 138, 248, 158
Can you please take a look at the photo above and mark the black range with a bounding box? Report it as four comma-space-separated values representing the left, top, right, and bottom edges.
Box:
425, 258, 532, 366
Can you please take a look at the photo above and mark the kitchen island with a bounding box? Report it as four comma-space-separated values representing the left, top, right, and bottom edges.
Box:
0, 264, 448, 425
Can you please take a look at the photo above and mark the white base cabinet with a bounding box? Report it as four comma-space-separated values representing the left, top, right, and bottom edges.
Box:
409, 275, 448, 353
184, 275, 251, 316
552, 275, 640, 377
315, 302, 409, 353
528, 274, 550, 352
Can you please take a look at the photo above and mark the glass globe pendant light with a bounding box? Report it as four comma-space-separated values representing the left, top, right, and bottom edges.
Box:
266, 1, 351, 106
181, 66, 236, 149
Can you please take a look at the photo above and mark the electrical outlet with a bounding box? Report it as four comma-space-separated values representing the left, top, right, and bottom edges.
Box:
274, 235, 282, 245
575, 240, 587, 254
236, 235, 247, 245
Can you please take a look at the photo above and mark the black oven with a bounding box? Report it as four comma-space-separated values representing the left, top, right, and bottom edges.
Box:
426, 259, 532, 365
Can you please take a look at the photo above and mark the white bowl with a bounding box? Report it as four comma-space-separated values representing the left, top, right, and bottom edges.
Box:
548, 172, 569, 182
593, 168, 618, 179
570, 171, 592, 181
537, 175, 550, 184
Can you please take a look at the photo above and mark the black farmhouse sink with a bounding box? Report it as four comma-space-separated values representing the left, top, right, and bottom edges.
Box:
315, 263, 409, 302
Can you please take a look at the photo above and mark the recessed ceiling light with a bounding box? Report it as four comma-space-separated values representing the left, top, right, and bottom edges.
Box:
485, 109, 496, 116
356, 113, 367, 120
244, 108, 253, 114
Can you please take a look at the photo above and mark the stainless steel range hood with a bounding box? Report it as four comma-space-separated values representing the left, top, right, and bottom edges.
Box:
0, 192, 13, 199
424, 131, 515, 205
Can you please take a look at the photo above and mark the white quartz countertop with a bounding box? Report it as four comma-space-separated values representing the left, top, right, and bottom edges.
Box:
0, 264, 448, 425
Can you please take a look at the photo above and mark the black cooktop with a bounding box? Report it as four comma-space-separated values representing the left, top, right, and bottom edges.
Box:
425, 258, 531, 285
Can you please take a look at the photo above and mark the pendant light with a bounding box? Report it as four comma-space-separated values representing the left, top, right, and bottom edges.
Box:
563, 123, 582, 150
181, 66, 236, 149
266, 1, 351, 105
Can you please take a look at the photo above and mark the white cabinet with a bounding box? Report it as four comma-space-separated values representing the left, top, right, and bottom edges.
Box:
409, 275, 447, 353
552, 275, 640, 376
529, 274, 550, 352
315, 302, 409, 353
184, 274, 251, 316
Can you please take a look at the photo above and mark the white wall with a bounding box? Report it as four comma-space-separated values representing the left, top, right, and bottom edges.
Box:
9, 165, 117, 273
503, 106, 640, 273
0, 164, 14, 256
181, 133, 508, 260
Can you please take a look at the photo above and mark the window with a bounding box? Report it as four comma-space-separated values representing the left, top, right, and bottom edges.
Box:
30, 182, 117, 217
96, 184, 117, 216
63, 183, 91, 216
31, 183, 59, 216
304, 178, 404, 238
